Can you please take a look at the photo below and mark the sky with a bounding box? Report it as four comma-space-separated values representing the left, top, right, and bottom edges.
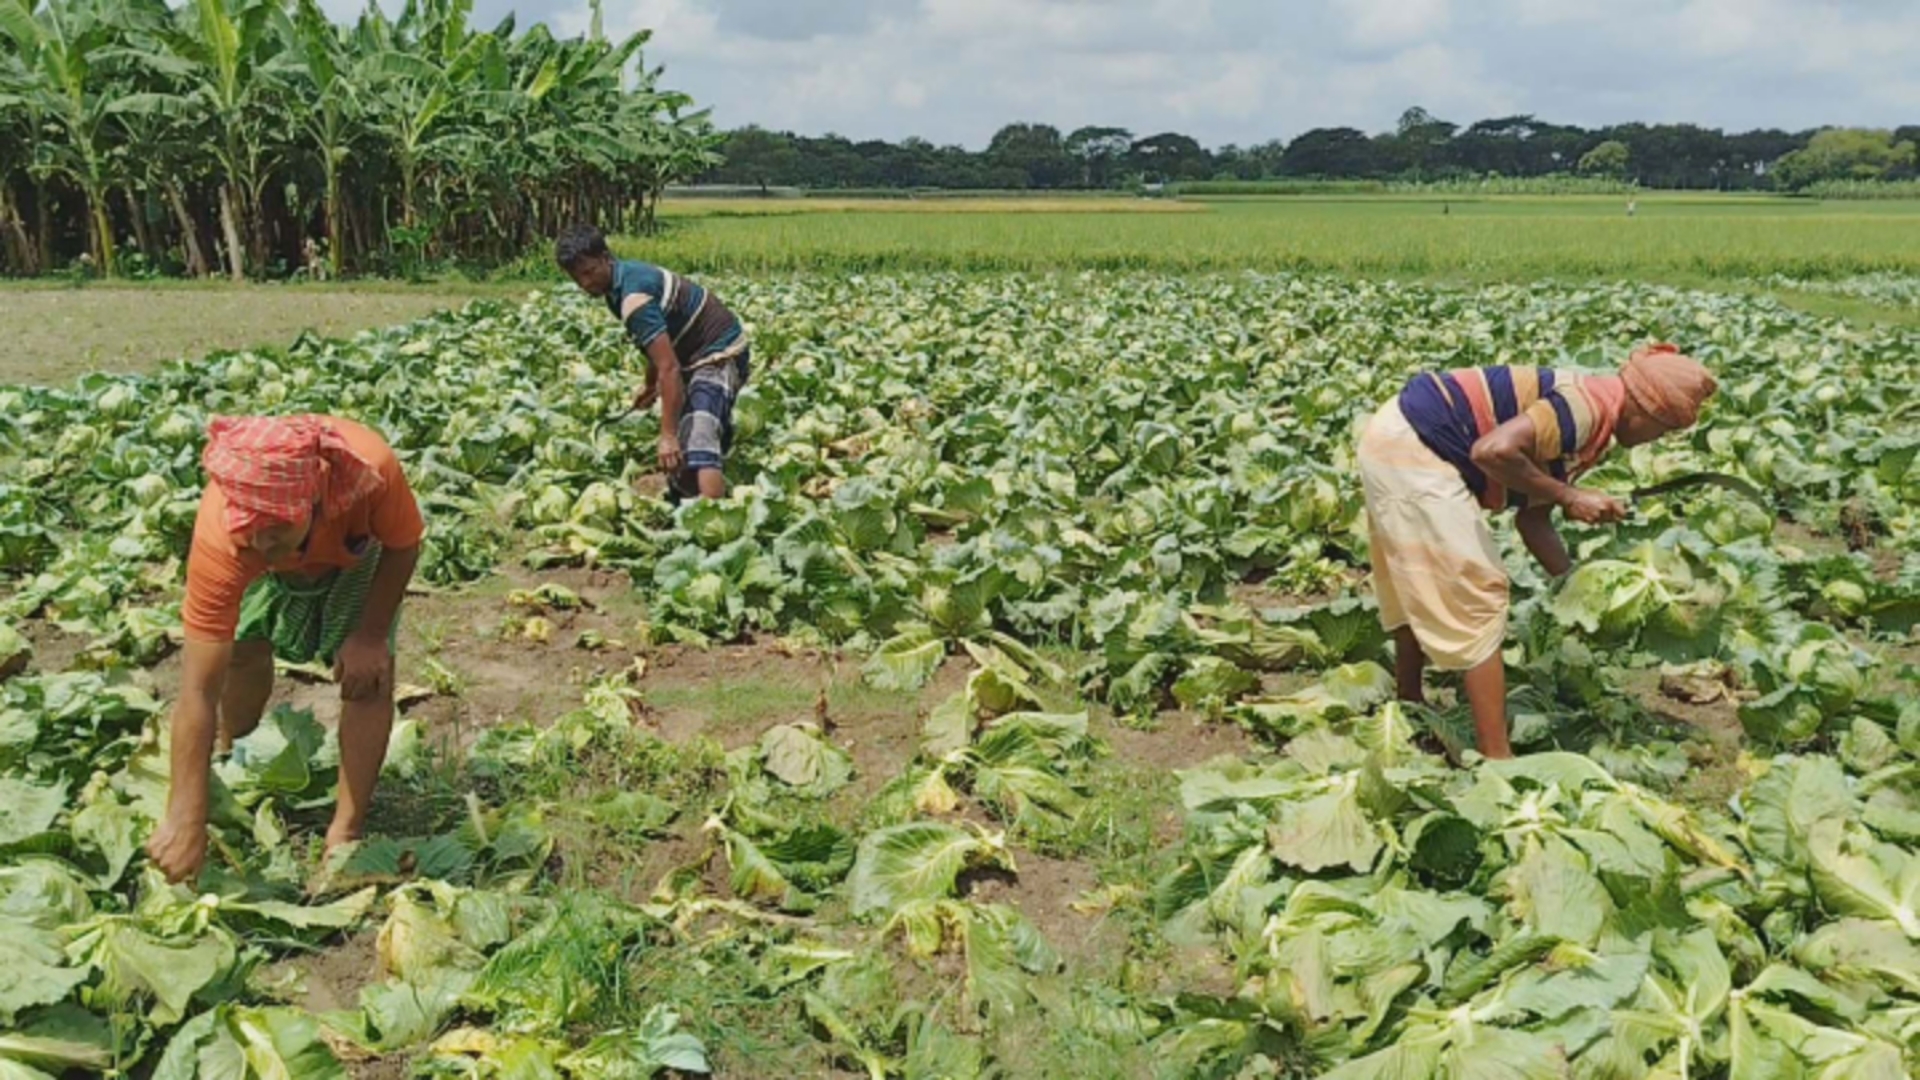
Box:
325, 0, 1920, 148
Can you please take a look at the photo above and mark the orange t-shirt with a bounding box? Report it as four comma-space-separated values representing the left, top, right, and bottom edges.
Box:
181, 417, 425, 643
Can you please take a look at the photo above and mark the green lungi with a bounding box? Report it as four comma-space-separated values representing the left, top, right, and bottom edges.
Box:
235, 542, 397, 665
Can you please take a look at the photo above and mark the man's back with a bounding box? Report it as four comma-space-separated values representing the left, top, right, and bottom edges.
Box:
605, 259, 746, 371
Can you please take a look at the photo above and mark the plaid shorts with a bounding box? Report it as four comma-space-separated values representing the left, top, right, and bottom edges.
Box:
678, 350, 751, 476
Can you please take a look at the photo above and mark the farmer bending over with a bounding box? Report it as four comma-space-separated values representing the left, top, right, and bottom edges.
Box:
147, 415, 424, 883
1356, 345, 1716, 759
556, 224, 751, 501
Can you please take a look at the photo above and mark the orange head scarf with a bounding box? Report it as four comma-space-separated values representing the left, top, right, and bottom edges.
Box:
1621, 344, 1717, 430
202, 415, 384, 534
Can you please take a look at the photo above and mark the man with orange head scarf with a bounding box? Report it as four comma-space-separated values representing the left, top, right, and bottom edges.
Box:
1356, 345, 1717, 759
146, 415, 424, 883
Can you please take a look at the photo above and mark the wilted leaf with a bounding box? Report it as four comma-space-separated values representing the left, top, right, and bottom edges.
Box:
849, 822, 1007, 917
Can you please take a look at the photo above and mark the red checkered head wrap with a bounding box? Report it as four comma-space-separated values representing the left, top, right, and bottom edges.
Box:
202, 415, 384, 535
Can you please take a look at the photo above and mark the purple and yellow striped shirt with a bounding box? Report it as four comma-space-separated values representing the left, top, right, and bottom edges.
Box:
1397, 366, 1627, 511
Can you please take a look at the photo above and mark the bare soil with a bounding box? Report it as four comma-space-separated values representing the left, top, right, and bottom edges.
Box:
965, 848, 1119, 970
1100, 710, 1262, 774
267, 932, 418, 1078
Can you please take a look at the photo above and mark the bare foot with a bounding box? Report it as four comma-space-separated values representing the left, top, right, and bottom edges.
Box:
323, 825, 363, 856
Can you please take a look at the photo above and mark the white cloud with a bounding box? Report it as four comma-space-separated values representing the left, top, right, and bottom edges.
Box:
1332, 0, 1451, 51
528, 0, 1916, 146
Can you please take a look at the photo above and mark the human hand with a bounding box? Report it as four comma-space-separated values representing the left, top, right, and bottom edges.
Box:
146, 813, 209, 885
334, 633, 392, 702
1562, 488, 1628, 525
658, 432, 685, 474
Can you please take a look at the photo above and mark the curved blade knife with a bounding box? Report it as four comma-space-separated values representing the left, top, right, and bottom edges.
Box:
1629, 471, 1768, 507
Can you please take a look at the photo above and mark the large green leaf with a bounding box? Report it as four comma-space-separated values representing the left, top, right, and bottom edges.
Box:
1504, 837, 1610, 947
0, 1006, 112, 1076
758, 723, 853, 797
223, 707, 331, 801
1267, 772, 1384, 874
960, 902, 1058, 1020
0, 919, 90, 1025
0, 778, 65, 847
1805, 820, 1920, 937
848, 822, 1007, 918
158, 1005, 344, 1080
67, 917, 236, 1025
863, 628, 946, 692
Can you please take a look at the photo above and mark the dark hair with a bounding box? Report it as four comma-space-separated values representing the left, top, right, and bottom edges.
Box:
554, 224, 611, 270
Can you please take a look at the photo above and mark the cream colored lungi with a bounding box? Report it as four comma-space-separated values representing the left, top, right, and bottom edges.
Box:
1356, 400, 1509, 671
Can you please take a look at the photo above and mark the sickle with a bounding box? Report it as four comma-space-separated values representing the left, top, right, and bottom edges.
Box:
1629, 471, 1769, 508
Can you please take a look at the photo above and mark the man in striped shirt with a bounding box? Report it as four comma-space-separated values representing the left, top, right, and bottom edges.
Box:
557, 224, 751, 501
1356, 345, 1717, 759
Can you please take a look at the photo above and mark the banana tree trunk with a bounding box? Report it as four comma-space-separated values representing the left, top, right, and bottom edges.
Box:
217, 183, 245, 282
85, 182, 117, 277
324, 160, 345, 276
0, 184, 35, 275
244, 176, 271, 277
32, 179, 52, 272
399, 151, 418, 231
123, 187, 154, 265
165, 183, 210, 278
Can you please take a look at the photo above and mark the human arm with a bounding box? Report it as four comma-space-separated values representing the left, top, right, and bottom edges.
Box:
616, 281, 671, 433
335, 542, 420, 701
646, 334, 686, 474
146, 638, 230, 884
1469, 414, 1626, 525
1515, 505, 1573, 579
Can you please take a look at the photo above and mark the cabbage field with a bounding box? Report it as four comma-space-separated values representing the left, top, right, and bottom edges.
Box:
2, 273, 1919, 1078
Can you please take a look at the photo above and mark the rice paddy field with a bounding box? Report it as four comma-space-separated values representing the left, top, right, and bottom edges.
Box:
639, 194, 1920, 281
6, 192, 1920, 1079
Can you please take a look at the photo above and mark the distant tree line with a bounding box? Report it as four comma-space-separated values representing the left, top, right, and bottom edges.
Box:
701, 109, 1920, 194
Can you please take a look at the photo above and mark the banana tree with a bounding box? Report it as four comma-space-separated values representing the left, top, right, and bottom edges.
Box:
360, 0, 512, 238
0, 0, 126, 274
0, 0, 711, 277
277, 0, 359, 274
135, 0, 282, 279
512, 24, 641, 234
628, 95, 719, 234
0, 42, 44, 272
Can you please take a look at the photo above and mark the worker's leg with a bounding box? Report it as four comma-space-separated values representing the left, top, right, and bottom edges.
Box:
329, 655, 394, 851
678, 356, 744, 503
316, 548, 397, 852
1462, 654, 1512, 760
1393, 627, 1427, 705
218, 640, 276, 752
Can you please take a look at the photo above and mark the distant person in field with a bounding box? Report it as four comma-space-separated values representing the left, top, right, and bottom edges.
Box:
555, 224, 752, 501
1355, 345, 1716, 760
146, 415, 423, 884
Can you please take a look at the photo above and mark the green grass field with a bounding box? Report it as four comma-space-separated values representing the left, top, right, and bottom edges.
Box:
637, 193, 1920, 279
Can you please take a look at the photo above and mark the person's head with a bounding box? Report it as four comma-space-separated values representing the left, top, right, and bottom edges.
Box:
238, 515, 314, 564
1615, 344, 1717, 447
203, 415, 382, 561
555, 224, 615, 296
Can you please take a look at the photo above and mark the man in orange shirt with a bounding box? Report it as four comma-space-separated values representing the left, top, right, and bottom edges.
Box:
146, 415, 425, 884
